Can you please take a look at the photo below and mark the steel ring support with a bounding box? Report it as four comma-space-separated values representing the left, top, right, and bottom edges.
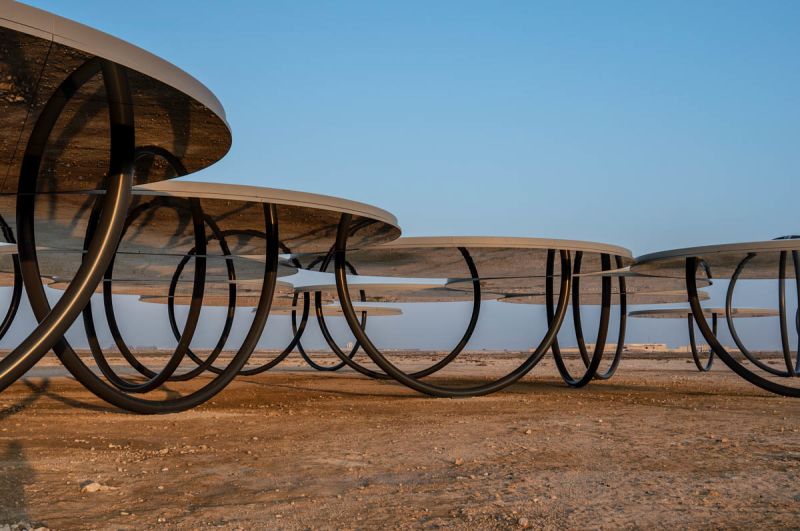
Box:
0, 58, 134, 390
726, 253, 791, 376
165, 219, 237, 379
47, 203, 280, 413
593, 255, 627, 380
82, 197, 207, 392
549, 252, 612, 387
302, 255, 369, 372
314, 246, 482, 379
334, 213, 572, 397
294, 291, 350, 372
686, 257, 800, 397
173, 229, 301, 377
230, 291, 309, 376
294, 254, 368, 371
82, 198, 193, 377
687, 312, 716, 372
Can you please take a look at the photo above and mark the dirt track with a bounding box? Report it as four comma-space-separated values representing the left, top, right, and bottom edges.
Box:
0, 354, 798, 529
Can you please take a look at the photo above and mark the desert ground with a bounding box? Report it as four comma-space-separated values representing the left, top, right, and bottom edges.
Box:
0, 351, 798, 530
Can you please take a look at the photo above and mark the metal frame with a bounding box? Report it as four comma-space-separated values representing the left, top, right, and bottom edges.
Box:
332, 213, 573, 397
0, 54, 280, 410
294, 255, 369, 372
687, 312, 716, 372
56, 203, 280, 413
0, 58, 134, 391
548, 252, 628, 387
686, 257, 800, 397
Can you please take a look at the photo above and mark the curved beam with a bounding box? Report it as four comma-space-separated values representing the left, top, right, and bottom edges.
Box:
549, 252, 612, 387
687, 257, 800, 397
687, 313, 715, 372
0, 58, 134, 391
333, 213, 573, 397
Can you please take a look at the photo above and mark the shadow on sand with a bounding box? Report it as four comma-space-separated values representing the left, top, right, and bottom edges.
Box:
0, 441, 36, 524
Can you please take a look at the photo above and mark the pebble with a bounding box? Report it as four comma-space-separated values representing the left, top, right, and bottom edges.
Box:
518, 516, 530, 528
79, 480, 116, 493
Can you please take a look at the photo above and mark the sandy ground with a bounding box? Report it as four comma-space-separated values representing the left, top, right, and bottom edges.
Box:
0, 352, 798, 530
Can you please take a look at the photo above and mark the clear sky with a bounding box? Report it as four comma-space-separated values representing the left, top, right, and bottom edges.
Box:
27, 0, 800, 253
5, 1, 799, 352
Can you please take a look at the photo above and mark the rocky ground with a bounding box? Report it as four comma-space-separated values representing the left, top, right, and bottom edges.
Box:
0, 352, 798, 529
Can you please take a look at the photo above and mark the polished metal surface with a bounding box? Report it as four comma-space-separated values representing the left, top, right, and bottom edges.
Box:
294, 236, 632, 279
633, 240, 800, 279
451, 268, 711, 305
295, 281, 502, 302
630, 308, 780, 319
0, 3, 231, 195
264, 304, 402, 317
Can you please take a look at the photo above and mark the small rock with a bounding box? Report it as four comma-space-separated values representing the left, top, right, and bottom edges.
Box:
524, 429, 532, 435
454, 457, 464, 466
80, 480, 116, 493
518, 516, 530, 528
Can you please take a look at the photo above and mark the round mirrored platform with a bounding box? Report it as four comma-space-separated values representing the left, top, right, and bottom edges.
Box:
629, 308, 779, 319
3, 181, 399, 285
294, 281, 502, 303
633, 240, 800, 279
293, 236, 633, 279
0, 3, 231, 196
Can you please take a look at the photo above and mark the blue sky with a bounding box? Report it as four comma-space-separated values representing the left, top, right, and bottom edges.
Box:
28, 0, 800, 253
6, 1, 799, 351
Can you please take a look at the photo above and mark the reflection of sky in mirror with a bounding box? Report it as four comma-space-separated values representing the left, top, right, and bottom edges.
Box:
13, 1, 800, 350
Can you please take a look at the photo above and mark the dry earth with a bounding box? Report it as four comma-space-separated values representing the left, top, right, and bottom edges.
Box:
0, 352, 798, 530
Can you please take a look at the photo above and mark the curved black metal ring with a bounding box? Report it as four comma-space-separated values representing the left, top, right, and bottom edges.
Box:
294, 255, 368, 372
549, 252, 612, 387
725, 253, 794, 377
333, 213, 572, 397
312, 245, 482, 379
592, 255, 627, 380
687, 312, 716, 372
567, 252, 626, 381
6, 57, 280, 412
0, 58, 134, 391
82, 195, 207, 392
83, 146, 216, 387
57, 202, 280, 413
163, 218, 237, 379
168, 229, 302, 377
686, 257, 800, 397
292, 291, 346, 370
